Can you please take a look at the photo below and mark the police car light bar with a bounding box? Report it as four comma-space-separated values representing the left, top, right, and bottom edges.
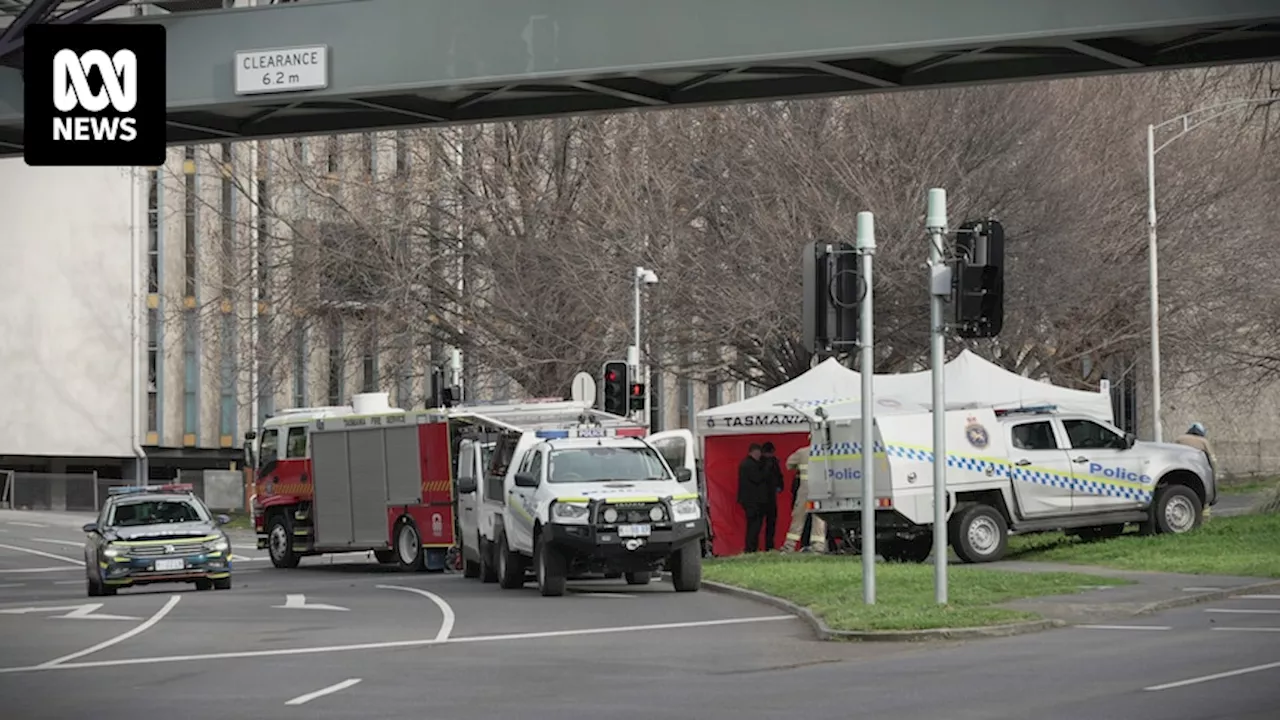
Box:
994, 404, 1057, 417
107, 483, 196, 496
535, 426, 647, 440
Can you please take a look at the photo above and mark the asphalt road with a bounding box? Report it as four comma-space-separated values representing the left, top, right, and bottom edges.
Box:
1, 511, 1277, 720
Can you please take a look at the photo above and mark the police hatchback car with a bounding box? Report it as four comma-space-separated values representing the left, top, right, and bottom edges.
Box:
82, 484, 234, 596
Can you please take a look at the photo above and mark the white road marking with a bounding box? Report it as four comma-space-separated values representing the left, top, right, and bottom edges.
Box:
31, 538, 84, 548
574, 592, 637, 598
1182, 587, 1222, 592
0, 605, 98, 615
56, 604, 140, 621
272, 594, 349, 612
375, 584, 455, 642
53, 580, 81, 585
1236, 594, 1280, 600
0, 583, 23, 588
0, 567, 76, 574
1204, 608, 1280, 615
1078, 625, 1171, 631
36, 595, 180, 668
0, 543, 81, 566
1145, 659, 1280, 691
0, 614, 795, 674
284, 678, 362, 706
1213, 627, 1280, 633
6, 522, 47, 529
230, 555, 266, 562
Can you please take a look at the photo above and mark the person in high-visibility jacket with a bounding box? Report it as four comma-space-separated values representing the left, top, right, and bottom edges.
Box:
783, 445, 826, 553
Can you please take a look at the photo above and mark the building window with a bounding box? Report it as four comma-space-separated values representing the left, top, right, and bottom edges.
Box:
361, 133, 374, 176
292, 137, 306, 162
394, 336, 411, 409
678, 375, 692, 429
183, 312, 199, 437
146, 170, 160, 294
394, 131, 408, 176
708, 377, 723, 407
327, 317, 343, 406
293, 322, 308, 407
255, 162, 270, 301
146, 308, 159, 433
361, 328, 378, 393
220, 143, 234, 290
219, 313, 236, 440
326, 135, 339, 173
183, 147, 197, 298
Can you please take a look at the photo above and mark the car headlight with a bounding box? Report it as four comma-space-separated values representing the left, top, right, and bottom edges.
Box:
210, 537, 230, 553
671, 498, 701, 522
103, 544, 121, 558
550, 501, 590, 525
602, 507, 619, 524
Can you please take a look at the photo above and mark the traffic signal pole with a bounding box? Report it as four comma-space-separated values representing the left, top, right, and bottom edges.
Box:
926, 188, 949, 606
856, 211, 877, 605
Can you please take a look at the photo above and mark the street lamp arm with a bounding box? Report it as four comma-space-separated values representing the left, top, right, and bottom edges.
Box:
1152, 96, 1280, 155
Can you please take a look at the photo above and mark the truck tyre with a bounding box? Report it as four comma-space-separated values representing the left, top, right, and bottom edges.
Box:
949, 503, 1009, 564
879, 534, 934, 563
625, 571, 651, 585
267, 514, 302, 569
195, 578, 213, 591
373, 550, 397, 564
463, 550, 481, 579
213, 576, 232, 590
669, 543, 702, 592
496, 531, 526, 589
395, 519, 426, 571
535, 533, 567, 597
478, 537, 498, 583
1150, 484, 1203, 535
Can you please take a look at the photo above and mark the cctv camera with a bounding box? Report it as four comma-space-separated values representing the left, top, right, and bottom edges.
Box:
642, 270, 659, 285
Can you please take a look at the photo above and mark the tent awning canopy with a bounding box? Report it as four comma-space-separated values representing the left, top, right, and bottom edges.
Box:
697, 351, 1113, 434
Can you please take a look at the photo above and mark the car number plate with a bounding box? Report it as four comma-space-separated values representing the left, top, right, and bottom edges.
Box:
154, 558, 185, 571
617, 524, 651, 538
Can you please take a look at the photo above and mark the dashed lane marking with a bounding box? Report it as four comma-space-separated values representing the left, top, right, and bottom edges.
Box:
0, 614, 796, 674
0, 583, 23, 589
1213, 627, 1280, 633
0, 567, 76, 574
6, 523, 47, 529
284, 678, 362, 706
1145, 659, 1280, 691
1236, 594, 1280, 600
30, 538, 84, 548
0, 543, 81, 565
1078, 625, 1171, 631
1204, 608, 1280, 615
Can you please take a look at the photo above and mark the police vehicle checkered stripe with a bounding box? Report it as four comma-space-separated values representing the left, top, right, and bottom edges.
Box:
1074, 477, 1152, 501
1012, 467, 1153, 501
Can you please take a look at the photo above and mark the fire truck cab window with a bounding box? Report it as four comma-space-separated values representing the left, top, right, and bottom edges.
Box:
259, 428, 279, 466
285, 426, 307, 458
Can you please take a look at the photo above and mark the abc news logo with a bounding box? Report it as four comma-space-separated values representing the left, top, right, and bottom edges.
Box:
24, 24, 166, 167
53, 49, 139, 143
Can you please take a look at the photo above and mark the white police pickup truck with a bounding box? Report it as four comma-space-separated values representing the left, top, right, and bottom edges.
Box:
808, 405, 1216, 563
464, 424, 704, 596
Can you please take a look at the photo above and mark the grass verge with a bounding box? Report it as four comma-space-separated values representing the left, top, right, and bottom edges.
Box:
702, 555, 1128, 632
219, 511, 253, 531
1218, 474, 1280, 496
1008, 513, 1280, 578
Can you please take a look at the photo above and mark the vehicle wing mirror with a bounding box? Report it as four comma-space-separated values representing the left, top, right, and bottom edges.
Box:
82, 522, 98, 534
675, 467, 693, 483
1124, 432, 1136, 449
216, 514, 231, 526
457, 477, 478, 494
513, 472, 539, 488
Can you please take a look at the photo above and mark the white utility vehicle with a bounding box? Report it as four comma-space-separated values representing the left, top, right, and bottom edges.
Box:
458, 418, 703, 596
808, 404, 1216, 563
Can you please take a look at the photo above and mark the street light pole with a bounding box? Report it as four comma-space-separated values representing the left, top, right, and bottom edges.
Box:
1144, 96, 1276, 443
633, 266, 658, 429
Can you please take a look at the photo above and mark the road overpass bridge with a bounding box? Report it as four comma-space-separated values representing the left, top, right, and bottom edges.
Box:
0, 0, 1278, 158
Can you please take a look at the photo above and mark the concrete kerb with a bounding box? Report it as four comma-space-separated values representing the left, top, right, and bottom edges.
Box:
704, 576, 1280, 642
701, 580, 1062, 642
1131, 578, 1280, 616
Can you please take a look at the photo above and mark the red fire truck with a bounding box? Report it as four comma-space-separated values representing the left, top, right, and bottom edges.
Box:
247, 393, 456, 571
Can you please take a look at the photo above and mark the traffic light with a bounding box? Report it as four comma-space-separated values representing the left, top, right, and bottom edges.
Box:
601, 361, 628, 415
628, 380, 646, 411
802, 241, 862, 354
952, 219, 1004, 338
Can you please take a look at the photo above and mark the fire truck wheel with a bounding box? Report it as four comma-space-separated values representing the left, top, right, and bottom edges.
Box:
496, 531, 525, 590
535, 533, 567, 597
267, 514, 302, 569
949, 503, 1009, 564
624, 571, 652, 585
395, 519, 426, 571
478, 537, 498, 583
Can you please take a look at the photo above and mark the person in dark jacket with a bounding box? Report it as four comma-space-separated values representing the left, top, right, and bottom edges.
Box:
759, 442, 784, 550
737, 443, 772, 553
